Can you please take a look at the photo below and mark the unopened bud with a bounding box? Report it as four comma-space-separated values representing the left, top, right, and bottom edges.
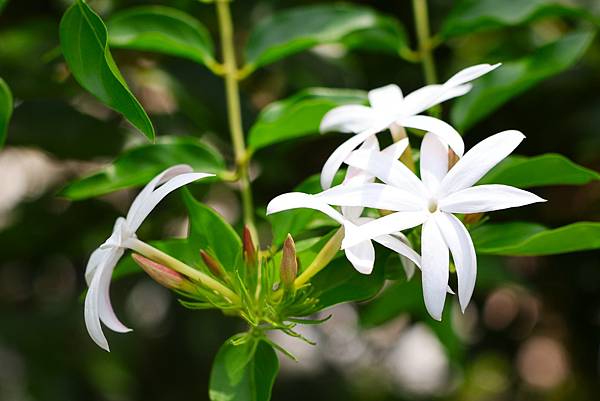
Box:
132, 253, 195, 292
448, 149, 460, 169
243, 226, 257, 266
463, 212, 484, 225
280, 234, 298, 287
200, 250, 224, 278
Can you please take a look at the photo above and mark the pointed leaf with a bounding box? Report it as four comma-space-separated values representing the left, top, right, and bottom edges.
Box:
244, 4, 408, 72
60, 137, 225, 200
59, 0, 154, 139
248, 88, 367, 150
108, 6, 217, 70
209, 336, 279, 401
451, 30, 595, 131
0, 77, 12, 149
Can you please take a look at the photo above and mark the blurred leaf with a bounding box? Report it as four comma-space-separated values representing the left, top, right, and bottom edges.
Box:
441, 0, 596, 38
209, 336, 279, 401
182, 189, 242, 271
472, 222, 600, 255
59, 0, 154, 140
244, 4, 408, 72
60, 136, 225, 200
108, 6, 217, 70
481, 154, 600, 187
0, 77, 12, 148
248, 88, 367, 150
451, 30, 595, 131
0, 0, 8, 13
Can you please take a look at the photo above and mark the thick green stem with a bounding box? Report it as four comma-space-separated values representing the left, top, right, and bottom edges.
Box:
215, 0, 257, 241
412, 0, 438, 86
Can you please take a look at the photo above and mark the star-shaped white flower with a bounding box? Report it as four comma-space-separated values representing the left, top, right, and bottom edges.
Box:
315, 131, 545, 320
319, 63, 500, 190
85, 165, 213, 351
267, 138, 420, 276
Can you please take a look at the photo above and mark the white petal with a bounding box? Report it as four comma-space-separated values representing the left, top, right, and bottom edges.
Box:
320, 130, 378, 190
420, 133, 448, 193
345, 239, 376, 274
342, 211, 428, 249
127, 172, 213, 232
399, 115, 465, 157
439, 130, 525, 196
434, 213, 476, 312
374, 233, 421, 278
401, 84, 445, 116
84, 273, 110, 351
368, 84, 403, 113
320, 105, 380, 133
443, 63, 501, 88
316, 183, 425, 212
344, 149, 428, 198
421, 218, 449, 321
439, 184, 546, 214
266, 192, 345, 225
97, 248, 131, 333
85, 247, 109, 285
380, 137, 409, 159
435, 84, 472, 103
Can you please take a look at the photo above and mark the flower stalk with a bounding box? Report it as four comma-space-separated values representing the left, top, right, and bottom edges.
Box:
293, 227, 344, 289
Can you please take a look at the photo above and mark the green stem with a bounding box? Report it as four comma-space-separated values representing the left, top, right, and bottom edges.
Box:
412, 0, 438, 86
293, 227, 344, 289
215, 0, 257, 241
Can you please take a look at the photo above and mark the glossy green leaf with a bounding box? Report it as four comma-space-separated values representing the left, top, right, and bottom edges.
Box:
0, 77, 12, 148
108, 6, 217, 70
0, 0, 8, 14
451, 30, 595, 131
59, 0, 154, 140
480, 154, 600, 187
209, 336, 279, 401
60, 136, 225, 200
441, 0, 596, 38
248, 88, 367, 150
244, 4, 408, 71
182, 189, 241, 271
472, 222, 600, 255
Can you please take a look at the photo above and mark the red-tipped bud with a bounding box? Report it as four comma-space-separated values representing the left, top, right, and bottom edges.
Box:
243, 226, 257, 266
132, 254, 195, 292
280, 234, 298, 288
200, 250, 224, 278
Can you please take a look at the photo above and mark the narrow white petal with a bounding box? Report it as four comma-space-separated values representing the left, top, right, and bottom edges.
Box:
320, 130, 377, 190
434, 213, 476, 312
399, 115, 465, 157
342, 211, 428, 249
374, 234, 421, 278
435, 84, 472, 103
96, 249, 131, 334
380, 137, 409, 159
420, 133, 449, 193
345, 239, 376, 274
320, 105, 380, 133
439, 130, 525, 196
368, 84, 403, 113
439, 184, 546, 214
266, 192, 345, 225
84, 274, 110, 351
443, 63, 501, 88
401, 84, 444, 116
344, 149, 429, 197
85, 247, 108, 285
127, 172, 213, 232
317, 183, 425, 212
421, 218, 449, 321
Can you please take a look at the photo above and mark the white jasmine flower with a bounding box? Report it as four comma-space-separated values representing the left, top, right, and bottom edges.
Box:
85, 165, 213, 351
317, 131, 545, 320
319, 63, 500, 189
267, 138, 421, 275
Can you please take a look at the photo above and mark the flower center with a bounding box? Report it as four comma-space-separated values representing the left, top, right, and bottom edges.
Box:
428, 198, 439, 213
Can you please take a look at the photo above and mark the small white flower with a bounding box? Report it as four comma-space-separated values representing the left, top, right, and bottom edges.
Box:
318, 63, 500, 190
316, 131, 545, 320
267, 138, 421, 275
84, 165, 213, 351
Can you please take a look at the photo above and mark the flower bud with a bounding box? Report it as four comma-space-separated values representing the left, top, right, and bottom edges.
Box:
243, 226, 257, 266
448, 148, 460, 170
132, 253, 195, 293
200, 250, 224, 278
280, 234, 298, 287
463, 212, 484, 225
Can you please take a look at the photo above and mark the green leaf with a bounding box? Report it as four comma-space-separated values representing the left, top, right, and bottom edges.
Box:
182, 189, 241, 271
472, 222, 600, 255
59, 0, 154, 140
451, 30, 595, 131
480, 154, 600, 187
60, 136, 225, 200
441, 0, 596, 38
244, 4, 408, 72
209, 336, 279, 401
107, 6, 217, 70
0, 77, 12, 149
0, 0, 8, 14
248, 88, 367, 151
